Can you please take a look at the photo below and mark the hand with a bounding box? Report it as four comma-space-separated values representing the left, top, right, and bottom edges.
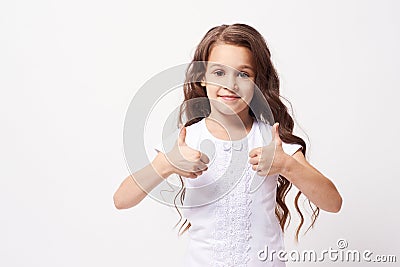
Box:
248, 122, 287, 176
165, 125, 210, 178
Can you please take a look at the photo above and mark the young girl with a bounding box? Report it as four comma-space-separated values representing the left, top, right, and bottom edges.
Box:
114, 23, 342, 267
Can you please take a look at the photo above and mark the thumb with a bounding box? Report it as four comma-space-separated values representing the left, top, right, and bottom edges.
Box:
272, 122, 282, 146
178, 126, 187, 146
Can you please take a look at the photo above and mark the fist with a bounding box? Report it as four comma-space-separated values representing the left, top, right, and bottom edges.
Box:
248, 122, 286, 176
166, 125, 210, 179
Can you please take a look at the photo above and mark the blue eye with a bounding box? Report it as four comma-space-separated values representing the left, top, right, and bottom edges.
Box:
238, 72, 249, 78
213, 70, 225, 77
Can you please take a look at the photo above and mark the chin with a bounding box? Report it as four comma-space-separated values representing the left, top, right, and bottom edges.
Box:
212, 104, 248, 117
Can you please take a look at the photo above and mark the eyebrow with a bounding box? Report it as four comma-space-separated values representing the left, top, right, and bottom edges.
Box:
208, 63, 255, 72
238, 65, 255, 71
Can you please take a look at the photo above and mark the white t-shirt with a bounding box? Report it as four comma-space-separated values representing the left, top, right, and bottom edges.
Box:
152, 118, 302, 267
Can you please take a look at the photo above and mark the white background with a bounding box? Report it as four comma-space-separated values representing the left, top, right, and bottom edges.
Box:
1, 0, 399, 266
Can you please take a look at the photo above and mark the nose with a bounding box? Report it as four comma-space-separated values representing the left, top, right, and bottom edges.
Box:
224, 73, 239, 92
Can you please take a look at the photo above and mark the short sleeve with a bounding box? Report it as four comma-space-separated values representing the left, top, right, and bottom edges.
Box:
281, 142, 302, 156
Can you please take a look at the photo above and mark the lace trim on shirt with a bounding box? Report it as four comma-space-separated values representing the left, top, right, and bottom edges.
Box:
212, 141, 253, 267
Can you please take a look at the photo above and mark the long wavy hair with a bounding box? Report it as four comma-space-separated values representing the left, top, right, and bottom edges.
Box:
172, 23, 319, 242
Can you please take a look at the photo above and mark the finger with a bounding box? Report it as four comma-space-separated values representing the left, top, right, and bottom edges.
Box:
193, 171, 203, 176
248, 157, 260, 165
178, 126, 187, 146
180, 171, 197, 179
195, 162, 208, 172
272, 122, 282, 146
271, 122, 278, 141
252, 164, 259, 171
188, 172, 198, 178
199, 152, 210, 164
249, 147, 261, 157
197, 165, 208, 172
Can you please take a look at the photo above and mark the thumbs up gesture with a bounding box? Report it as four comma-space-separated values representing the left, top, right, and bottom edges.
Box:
165, 125, 210, 179
248, 122, 286, 177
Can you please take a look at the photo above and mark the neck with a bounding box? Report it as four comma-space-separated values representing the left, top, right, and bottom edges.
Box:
206, 108, 254, 141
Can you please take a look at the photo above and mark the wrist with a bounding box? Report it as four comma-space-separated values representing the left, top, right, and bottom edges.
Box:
153, 152, 174, 179
279, 153, 297, 182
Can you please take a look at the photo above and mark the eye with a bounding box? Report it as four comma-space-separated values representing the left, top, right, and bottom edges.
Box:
238, 71, 250, 78
213, 70, 225, 77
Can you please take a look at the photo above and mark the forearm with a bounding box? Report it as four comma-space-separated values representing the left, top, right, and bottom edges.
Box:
280, 155, 342, 213
113, 153, 173, 209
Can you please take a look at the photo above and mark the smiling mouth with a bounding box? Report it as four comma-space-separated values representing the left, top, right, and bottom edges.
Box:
218, 95, 241, 100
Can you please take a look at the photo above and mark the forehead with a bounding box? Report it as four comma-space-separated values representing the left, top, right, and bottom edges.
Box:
208, 44, 255, 71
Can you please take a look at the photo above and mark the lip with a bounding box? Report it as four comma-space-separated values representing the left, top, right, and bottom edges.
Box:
218, 94, 240, 98
218, 95, 241, 101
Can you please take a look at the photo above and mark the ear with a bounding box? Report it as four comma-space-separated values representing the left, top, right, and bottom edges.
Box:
200, 78, 206, 87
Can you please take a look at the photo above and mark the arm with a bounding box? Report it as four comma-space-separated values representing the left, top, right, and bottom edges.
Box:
280, 149, 343, 213
249, 122, 342, 213
113, 152, 173, 209
113, 126, 209, 210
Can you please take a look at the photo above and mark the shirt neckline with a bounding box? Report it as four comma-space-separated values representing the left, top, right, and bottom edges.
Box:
201, 117, 257, 143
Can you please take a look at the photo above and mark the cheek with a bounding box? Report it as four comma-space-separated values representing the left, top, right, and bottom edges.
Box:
205, 85, 219, 98
240, 88, 254, 104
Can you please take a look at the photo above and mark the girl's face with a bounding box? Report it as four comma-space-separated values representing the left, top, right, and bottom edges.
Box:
202, 43, 256, 117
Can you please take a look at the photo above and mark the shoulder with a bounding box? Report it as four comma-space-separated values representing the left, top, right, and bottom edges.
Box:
282, 142, 302, 156
185, 119, 204, 132
255, 120, 302, 156
254, 119, 272, 133
183, 119, 205, 149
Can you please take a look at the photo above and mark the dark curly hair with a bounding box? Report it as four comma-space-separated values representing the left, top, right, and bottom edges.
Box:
173, 23, 319, 242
